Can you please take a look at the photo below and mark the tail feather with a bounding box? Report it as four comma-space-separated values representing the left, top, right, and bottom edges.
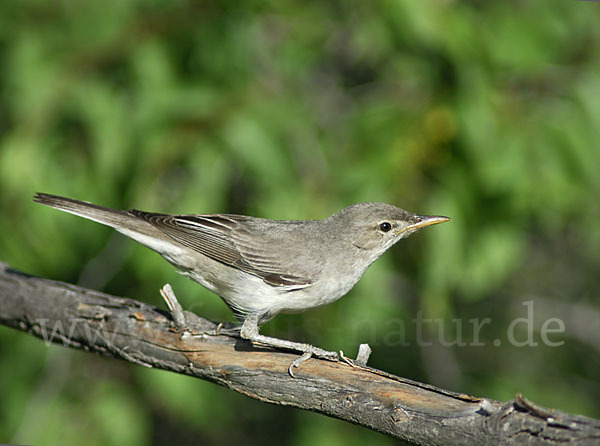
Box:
34, 192, 192, 265
33, 193, 138, 230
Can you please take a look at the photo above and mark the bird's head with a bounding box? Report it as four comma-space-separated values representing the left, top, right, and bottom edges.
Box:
331, 202, 450, 254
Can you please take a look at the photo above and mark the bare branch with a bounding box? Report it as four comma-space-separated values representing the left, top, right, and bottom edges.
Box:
1, 262, 598, 445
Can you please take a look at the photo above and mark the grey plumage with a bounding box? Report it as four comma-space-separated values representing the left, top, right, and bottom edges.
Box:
34, 192, 449, 373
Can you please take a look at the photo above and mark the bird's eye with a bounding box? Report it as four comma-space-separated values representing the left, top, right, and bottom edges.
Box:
379, 222, 392, 232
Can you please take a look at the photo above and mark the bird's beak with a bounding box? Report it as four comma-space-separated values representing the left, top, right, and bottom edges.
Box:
396, 215, 450, 235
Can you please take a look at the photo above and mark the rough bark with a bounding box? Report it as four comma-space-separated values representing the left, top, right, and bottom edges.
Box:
1, 262, 599, 445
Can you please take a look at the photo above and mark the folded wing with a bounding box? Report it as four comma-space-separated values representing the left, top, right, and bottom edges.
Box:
130, 210, 315, 289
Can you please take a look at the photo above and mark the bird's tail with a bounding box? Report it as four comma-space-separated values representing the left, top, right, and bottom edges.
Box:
33, 192, 142, 231
34, 193, 187, 259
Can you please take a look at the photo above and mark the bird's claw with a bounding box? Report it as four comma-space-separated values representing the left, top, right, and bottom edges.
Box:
288, 347, 338, 377
288, 351, 313, 377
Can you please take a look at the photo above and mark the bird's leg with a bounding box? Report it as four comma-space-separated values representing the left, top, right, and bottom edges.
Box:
240, 315, 339, 377
159, 287, 339, 375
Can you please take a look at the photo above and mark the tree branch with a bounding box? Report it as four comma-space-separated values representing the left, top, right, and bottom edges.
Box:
1, 262, 598, 445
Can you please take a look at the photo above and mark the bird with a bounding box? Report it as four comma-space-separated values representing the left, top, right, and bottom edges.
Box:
33, 192, 449, 374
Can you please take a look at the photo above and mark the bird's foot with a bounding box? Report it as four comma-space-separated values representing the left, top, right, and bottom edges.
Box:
288, 346, 338, 377
239, 316, 340, 377
211, 322, 241, 337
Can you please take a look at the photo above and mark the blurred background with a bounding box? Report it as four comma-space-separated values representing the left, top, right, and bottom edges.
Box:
1, 0, 600, 444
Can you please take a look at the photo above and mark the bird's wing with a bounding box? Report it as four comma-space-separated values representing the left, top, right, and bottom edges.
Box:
129, 210, 314, 289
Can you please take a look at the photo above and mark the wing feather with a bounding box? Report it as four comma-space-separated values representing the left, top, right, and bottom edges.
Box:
130, 210, 314, 288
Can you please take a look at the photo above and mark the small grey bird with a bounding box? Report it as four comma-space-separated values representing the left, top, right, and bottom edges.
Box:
34, 193, 449, 373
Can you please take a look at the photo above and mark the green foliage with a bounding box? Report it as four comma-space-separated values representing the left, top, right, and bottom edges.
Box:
1, 0, 599, 444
